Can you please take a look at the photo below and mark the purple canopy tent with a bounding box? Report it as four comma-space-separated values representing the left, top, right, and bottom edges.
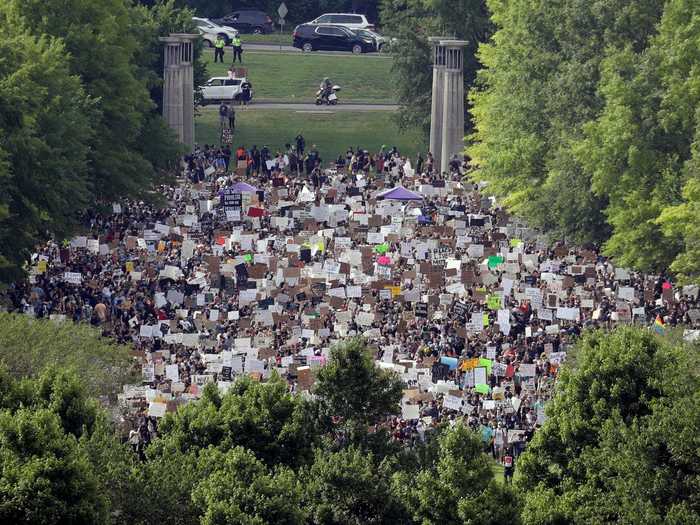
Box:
231, 182, 258, 193
377, 186, 424, 201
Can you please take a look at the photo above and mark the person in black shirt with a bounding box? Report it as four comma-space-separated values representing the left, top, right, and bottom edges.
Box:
249, 145, 261, 175
295, 134, 305, 155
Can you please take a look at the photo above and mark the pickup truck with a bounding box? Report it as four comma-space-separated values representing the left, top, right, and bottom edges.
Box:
199, 77, 252, 105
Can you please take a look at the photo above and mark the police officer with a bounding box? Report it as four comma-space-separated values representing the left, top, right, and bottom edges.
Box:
214, 35, 225, 63
231, 34, 243, 63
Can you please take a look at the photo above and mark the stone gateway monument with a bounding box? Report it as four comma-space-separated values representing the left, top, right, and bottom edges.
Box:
159, 33, 198, 149
429, 38, 468, 175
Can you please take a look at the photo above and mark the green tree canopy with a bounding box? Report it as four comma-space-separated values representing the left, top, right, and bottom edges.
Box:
0, 367, 115, 524
398, 422, 519, 525
191, 447, 306, 525
380, 0, 492, 137
152, 375, 320, 467
0, 24, 94, 282
469, 0, 700, 279
469, 0, 663, 247
0, 313, 134, 398
0, 0, 202, 281
304, 447, 409, 525
314, 337, 403, 435
518, 327, 700, 524
0, 408, 108, 525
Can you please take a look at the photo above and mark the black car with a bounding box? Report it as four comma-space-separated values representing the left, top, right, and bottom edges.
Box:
215, 9, 274, 34
292, 24, 376, 54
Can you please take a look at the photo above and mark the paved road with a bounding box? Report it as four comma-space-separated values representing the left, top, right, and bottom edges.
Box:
217, 102, 399, 111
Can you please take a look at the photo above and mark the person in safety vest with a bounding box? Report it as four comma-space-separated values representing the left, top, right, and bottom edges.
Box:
231, 35, 243, 63
214, 35, 225, 63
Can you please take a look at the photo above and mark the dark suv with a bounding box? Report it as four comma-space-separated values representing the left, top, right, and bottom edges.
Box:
292, 24, 376, 54
215, 9, 274, 34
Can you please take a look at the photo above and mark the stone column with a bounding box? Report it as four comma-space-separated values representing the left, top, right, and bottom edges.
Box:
439, 40, 467, 175
172, 34, 198, 149
160, 36, 184, 143
428, 37, 447, 170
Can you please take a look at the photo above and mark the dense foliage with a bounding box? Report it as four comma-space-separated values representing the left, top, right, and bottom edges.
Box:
0, 328, 697, 523
0, 367, 109, 524
0, 0, 203, 283
518, 327, 700, 523
0, 313, 134, 397
379, 0, 492, 136
469, 0, 700, 281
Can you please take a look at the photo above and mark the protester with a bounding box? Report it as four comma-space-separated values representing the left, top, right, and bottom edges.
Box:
11, 138, 700, 454
228, 105, 235, 131
219, 103, 229, 130
240, 79, 252, 105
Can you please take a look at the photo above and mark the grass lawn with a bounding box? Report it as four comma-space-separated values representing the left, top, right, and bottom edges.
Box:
195, 108, 426, 163
240, 31, 293, 45
202, 49, 395, 103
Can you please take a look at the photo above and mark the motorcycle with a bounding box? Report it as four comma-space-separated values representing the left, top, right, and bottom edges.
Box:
315, 85, 341, 105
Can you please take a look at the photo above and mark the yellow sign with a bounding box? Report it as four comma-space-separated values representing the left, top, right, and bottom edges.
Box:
37, 260, 47, 274
460, 358, 479, 371
125, 261, 134, 273
385, 285, 401, 298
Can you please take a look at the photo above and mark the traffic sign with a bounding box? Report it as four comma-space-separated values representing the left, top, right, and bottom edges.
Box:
277, 2, 288, 20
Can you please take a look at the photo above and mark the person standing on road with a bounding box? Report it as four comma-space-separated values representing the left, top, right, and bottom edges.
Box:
214, 35, 225, 63
231, 34, 243, 63
240, 79, 252, 105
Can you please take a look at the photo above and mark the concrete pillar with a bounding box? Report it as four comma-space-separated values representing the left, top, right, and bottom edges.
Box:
172, 34, 198, 149
429, 37, 447, 170
160, 37, 184, 143
440, 41, 467, 175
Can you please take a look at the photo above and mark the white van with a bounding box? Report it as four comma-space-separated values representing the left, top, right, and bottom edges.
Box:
308, 13, 374, 31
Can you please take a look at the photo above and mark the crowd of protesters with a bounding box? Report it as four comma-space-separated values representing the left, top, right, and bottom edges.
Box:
6, 137, 700, 467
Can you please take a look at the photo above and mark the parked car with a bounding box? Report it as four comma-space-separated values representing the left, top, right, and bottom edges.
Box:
308, 13, 374, 31
192, 17, 238, 46
199, 77, 253, 105
214, 9, 274, 34
292, 24, 376, 54
353, 29, 395, 52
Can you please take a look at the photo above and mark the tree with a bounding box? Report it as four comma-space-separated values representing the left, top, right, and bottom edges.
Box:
398, 423, 519, 525
131, 0, 208, 114
517, 327, 700, 524
379, 0, 492, 137
0, 313, 134, 398
0, 408, 109, 525
152, 375, 320, 467
304, 447, 410, 525
0, 0, 207, 281
0, 22, 94, 282
191, 447, 306, 525
3, 0, 185, 200
580, 0, 700, 275
0, 367, 116, 524
468, 0, 663, 247
314, 337, 403, 435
